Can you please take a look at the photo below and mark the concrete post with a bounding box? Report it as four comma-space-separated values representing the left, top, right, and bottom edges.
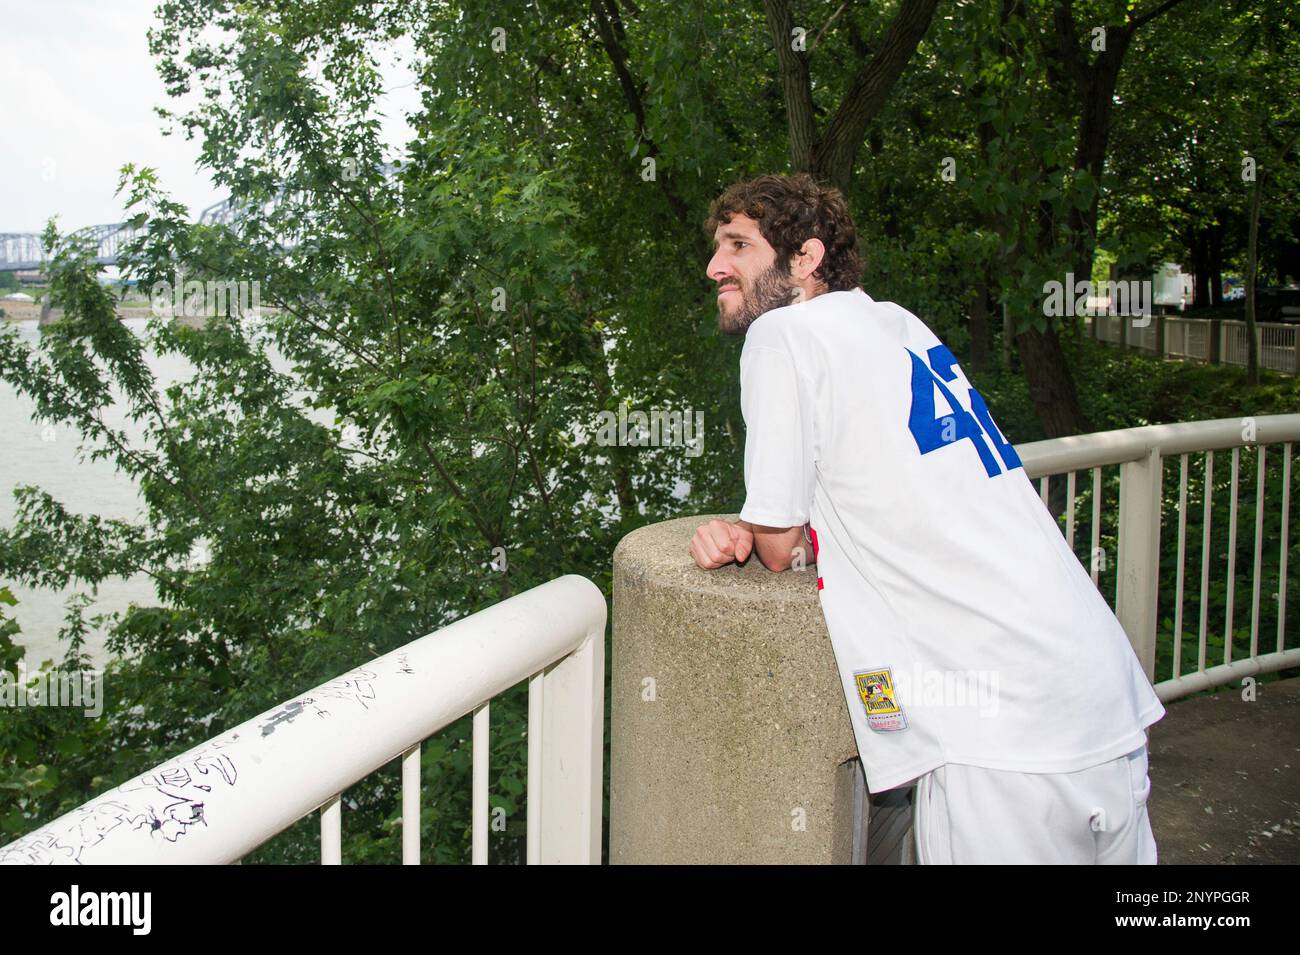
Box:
610, 514, 860, 863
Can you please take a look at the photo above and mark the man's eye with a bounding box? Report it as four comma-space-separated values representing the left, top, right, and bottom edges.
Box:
734, 242, 747, 249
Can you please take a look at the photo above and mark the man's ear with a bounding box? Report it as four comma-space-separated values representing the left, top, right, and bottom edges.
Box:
794, 238, 826, 280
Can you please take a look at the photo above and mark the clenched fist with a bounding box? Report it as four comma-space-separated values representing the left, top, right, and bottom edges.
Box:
690, 518, 754, 570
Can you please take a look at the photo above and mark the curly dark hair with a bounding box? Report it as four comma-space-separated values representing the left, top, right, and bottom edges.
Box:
703, 173, 864, 292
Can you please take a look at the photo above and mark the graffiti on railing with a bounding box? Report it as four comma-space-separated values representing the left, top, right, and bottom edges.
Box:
0, 730, 242, 864
260, 665, 386, 736
0, 663, 402, 863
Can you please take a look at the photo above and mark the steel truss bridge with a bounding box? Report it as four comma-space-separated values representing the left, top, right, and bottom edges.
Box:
1, 164, 404, 273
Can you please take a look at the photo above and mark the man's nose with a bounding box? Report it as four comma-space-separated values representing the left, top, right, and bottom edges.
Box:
707, 250, 728, 280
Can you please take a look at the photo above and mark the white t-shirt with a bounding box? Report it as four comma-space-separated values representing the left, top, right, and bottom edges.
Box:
738, 287, 1166, 793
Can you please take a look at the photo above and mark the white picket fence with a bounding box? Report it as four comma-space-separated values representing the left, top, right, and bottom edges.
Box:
1091, 314, 1300, 375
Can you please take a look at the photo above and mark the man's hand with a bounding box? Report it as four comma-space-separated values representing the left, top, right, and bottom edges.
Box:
690, 519, 754, 570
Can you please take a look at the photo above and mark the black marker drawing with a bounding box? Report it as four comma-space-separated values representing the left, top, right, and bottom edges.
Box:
0, 731, 243, 863
312, 666, 378, 715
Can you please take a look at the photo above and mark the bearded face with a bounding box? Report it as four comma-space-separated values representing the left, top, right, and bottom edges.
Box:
717, 257, 804, 336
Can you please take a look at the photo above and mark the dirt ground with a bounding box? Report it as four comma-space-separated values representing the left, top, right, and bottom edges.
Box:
1148, 675, 1300, 863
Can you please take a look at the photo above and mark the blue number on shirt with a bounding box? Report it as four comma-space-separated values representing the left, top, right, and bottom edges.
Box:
907, 344, 1022, 477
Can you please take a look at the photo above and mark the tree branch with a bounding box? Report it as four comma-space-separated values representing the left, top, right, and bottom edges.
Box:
1128, 0, 1193, 31
587, 0, 698, 235
1051, 0, 1091, 97
810, 2, 848, 53
763, 0, 818, 172
779, 0, 941, 190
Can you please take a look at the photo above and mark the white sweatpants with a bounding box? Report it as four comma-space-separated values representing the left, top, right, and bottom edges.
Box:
913, 745, 1157, 864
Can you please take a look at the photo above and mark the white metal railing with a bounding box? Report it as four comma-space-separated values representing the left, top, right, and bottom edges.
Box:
0, 574, 606, 865
1017, 414, 1300, 703
1220, 321, 1300, 374
1092, 313, 1117, 343
1088, 314, 1300, 375
1165, 317, 1213, 363
1129, 317, 1158, 353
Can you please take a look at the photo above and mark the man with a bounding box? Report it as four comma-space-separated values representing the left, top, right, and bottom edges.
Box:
690, 172, 1165, 864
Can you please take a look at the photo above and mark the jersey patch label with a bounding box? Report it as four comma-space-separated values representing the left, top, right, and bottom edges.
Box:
853, 667, 908, 732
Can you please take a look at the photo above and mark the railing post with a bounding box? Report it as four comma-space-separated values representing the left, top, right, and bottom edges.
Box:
401, 745, 420, 864
538, 623, 605, 863
1155, 313, 1165, 358
321, 795, 342, 865
1116, 447, 1163, 680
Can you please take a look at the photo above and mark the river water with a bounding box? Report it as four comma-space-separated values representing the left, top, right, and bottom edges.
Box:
0, 317, 327, 668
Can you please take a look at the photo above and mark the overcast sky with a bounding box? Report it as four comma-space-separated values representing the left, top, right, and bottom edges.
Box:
0, 0, 418, 234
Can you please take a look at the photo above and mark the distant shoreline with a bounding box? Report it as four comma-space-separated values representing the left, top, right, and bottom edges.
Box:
0, 300, 218, 328
1, 300, 146, 320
